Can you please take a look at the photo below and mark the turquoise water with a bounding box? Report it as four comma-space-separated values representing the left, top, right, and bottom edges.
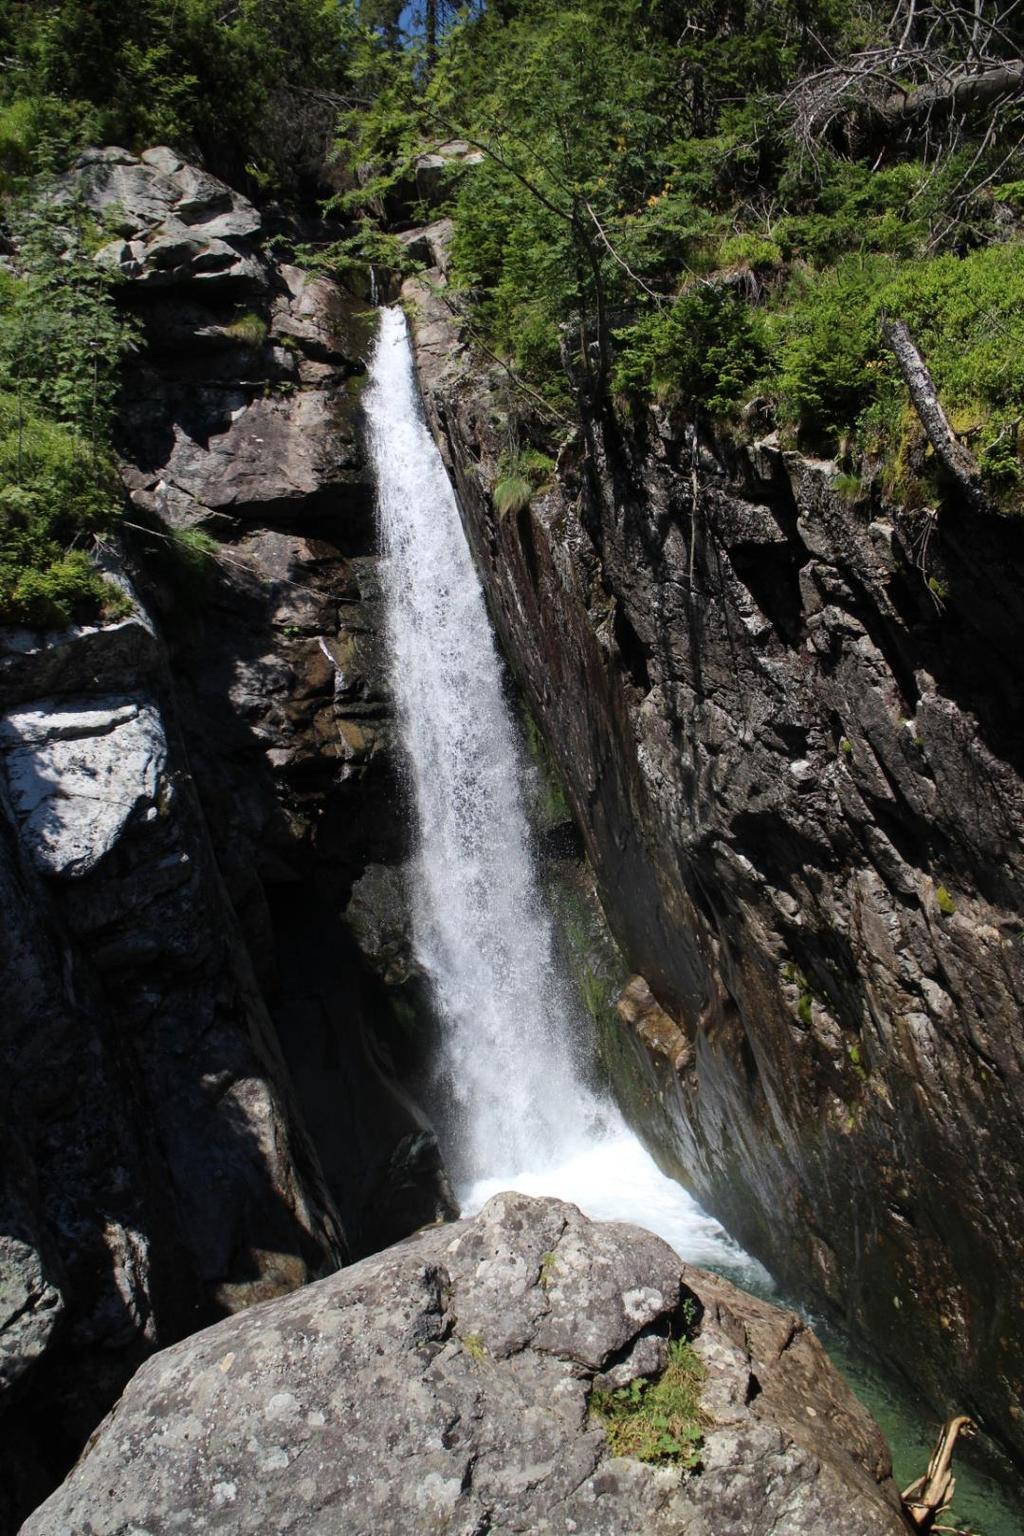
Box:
722, 1264, 1023, 1535
814, 1320, 1023, 1536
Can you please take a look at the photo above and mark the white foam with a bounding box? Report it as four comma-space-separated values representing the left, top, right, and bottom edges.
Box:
464, 1132, 772, 1288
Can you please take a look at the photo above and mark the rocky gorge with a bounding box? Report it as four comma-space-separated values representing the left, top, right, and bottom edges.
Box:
403, 227, 1024, 1476
0, 135, 1021, 1536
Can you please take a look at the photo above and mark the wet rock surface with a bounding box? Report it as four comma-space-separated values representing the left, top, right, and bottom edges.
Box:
405, 249, 1024, 1466
23, 1193, 907, 1536
88, 149, 454, 1259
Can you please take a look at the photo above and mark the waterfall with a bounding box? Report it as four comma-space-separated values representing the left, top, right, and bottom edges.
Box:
366, 306, 768, 1283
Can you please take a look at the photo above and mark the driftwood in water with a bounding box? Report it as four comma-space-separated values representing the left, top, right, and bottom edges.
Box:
882, 318, 991, 513
901, 1414, 977, 1530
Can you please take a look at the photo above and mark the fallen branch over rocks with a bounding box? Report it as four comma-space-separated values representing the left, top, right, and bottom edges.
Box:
901, 1414, 978, 1531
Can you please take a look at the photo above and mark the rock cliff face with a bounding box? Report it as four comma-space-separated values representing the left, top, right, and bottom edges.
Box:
0, 150, 451, 1531
23, 1193, 907, 1536
405, 245, 1024, 1466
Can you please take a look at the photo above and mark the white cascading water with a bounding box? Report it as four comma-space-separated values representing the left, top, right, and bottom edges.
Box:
366, 306, 769, 1285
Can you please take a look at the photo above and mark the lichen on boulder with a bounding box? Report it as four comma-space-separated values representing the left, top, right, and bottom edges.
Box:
23, 1193, 907, 1536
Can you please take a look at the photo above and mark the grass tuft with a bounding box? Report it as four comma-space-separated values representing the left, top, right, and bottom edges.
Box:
460, 1332, 488, 1364
590, 1338, 706, 1467
494, 473, 533, 519
223, 310, 268, 348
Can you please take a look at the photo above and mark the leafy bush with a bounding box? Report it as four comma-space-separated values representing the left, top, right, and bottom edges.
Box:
0, 192, 136, 625
0, 0, 358, 195
771, 242, 1024, 494
0, 98, 45, 189
3, 552, 125, 627
772, 256, 894, 436
717, 233, 783, 271
0, 393, 125, 625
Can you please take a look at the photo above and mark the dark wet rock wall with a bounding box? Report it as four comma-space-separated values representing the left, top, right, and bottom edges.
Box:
404, 253, 1024, 1469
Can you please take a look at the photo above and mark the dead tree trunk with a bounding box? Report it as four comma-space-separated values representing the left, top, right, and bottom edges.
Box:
425, 0, 437, 65
883, 59, 1024, 125
882, 318, 991, 513
901, 1414, 976, 1530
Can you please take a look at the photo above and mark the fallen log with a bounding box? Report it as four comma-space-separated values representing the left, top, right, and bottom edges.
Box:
882, 318, 991, 513
883, 60, 1024, 127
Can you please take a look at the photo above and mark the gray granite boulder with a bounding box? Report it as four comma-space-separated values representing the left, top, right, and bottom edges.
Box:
58, 146, 267, 292
22, 1193, 907, 1536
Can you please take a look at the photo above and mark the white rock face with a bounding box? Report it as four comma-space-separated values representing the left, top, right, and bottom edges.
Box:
0, 696, 167, 877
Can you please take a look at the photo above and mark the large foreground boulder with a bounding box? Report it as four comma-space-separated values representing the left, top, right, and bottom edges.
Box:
23, 1193, 907, 1535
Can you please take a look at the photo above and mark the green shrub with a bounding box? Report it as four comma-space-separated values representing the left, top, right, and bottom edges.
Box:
0, 0, 359, 195
3, 551, 122, 627
0, 392, 126, 625
993, 180, 1024, 212
775, 161, 928, 263
0, 98, 44, 187
613, 287, 768, 413
223, 310, 268, 348
772, 255, 894, 436
717, 233, 782, 271
590, 1337, 706, 1466
771, 241, 1024, 495
0, 195, 136, 625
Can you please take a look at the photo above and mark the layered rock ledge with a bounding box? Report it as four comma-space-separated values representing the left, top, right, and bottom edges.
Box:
22, 1193, 907, 1536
